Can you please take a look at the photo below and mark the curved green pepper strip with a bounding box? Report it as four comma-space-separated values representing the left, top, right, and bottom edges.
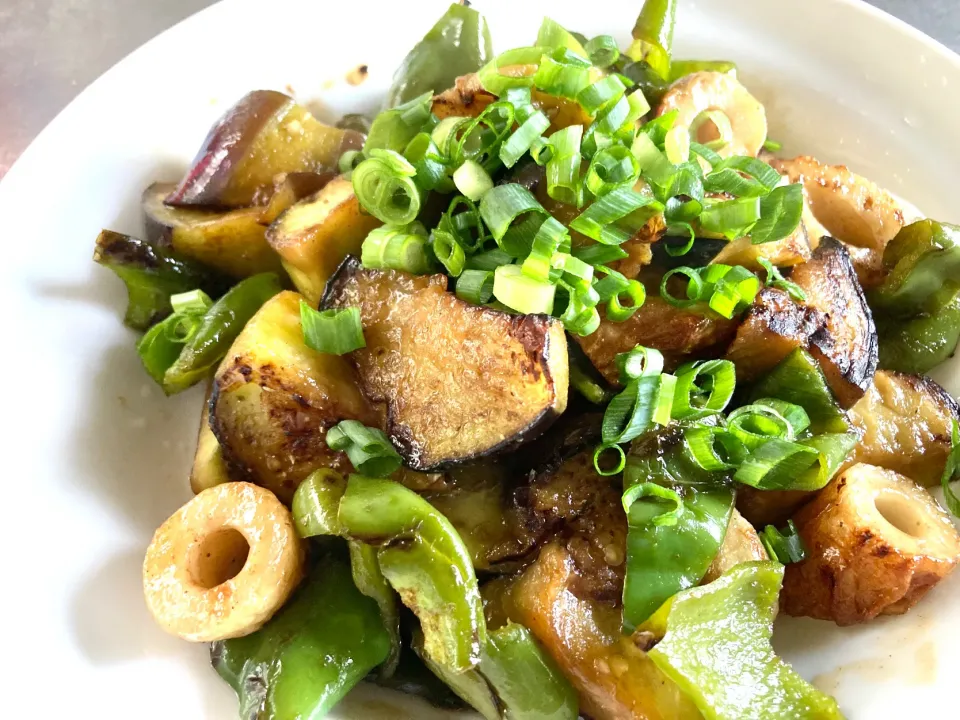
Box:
93, 229, 226, 331
877, 280, 960, 374
339, 475, 486, 674
626, 0, 678, 80
416, 623, 579, 720
869, 219, 960, 316
385, 3, 493, 109
348, 540, 401, 676
212, 554, 391, 720
292, 468, 347, 537
639, 562, 844, 720
748, 348, 850, 434
138, 272, 281, 394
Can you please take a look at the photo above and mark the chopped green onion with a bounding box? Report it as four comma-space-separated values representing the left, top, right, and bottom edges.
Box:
607, 280, 647, 321
727, 404, 795, 450
940, 420, 960, 518
572, 244, 629, 265
493, 264, 556, 314
439, 195, 488, 254
353, 150, 422, 225
361, 225, 435, 274
466, 247, 514, 270
664, 125, 691, 164
690, 141, 722, 168
403, 133, 447, 191
594, 443, 627, 476
500, 110, 551, 168
570, 187, 661, 246
762, 138, 783, 152
479, 184, 547, 254
751, 183, 804, 245
455, 269, 495, 305
733, 433, 857, 492
452, 102, 516, 169
593, 266, 631, 302
672, 359, 736, 419
752, 398, 812, 438
631, 133, 675, 186
710, 156, 782, 190
602, 374, 671, 446
560, 287, 601, 335
616, 345, 665, 382
689, 109, 733, 151
585, 35, 620, 68
170, 289, 212, 315
453, 159, 494, 201
533, 54, 592, 99
758, 258, 807, 302
626, 0, 678, 79
760, 520, 807, 564
551, 252, 594, 281
660, 265, 759, 319
300, 302, 366, 355
522, 217, 569, 282
339, 149, 362, 174
326, 420, 402, 478
478, 46, 544, 95
622, 483, 683, 527
585, 145, 641, 199
683, 426, 745, 471
664, 223, 696, 256
535, 17, 589, 56
364, 91, 433, 154
431, 230, 466, 277
545, 125, 584, 206
578, 75, 627, 115
699, 197, 761, 240
659, 266, 705, 309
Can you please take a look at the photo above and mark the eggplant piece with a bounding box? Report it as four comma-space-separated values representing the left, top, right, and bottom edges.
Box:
701, 508, 768, 584
711, 220, 811, 270
782, 463, 960, 624
485, 544, 702, 720
845, 370, 960, 487
190, 382, 232, 494
789, 237, 879, 408
142, 183, 283, 278
725, 287, 823, 381
165, 90, 363, 208
322, 257, 569, 470
93, 229, 226, 330
257, 171, 334, 225
210, 291, 378, 503
736, 487, 812, 529
266, 177, 382, 304
576, 295, 739, 384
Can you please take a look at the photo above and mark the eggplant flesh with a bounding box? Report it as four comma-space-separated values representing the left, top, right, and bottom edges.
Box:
322, 257, 569, 471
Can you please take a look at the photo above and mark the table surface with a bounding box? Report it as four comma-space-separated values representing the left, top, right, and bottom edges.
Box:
1, 0, 958, 180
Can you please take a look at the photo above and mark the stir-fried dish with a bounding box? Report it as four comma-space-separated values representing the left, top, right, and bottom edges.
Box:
94, 1, 960, 718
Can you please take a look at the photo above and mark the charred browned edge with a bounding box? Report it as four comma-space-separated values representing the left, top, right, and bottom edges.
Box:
319, 254, 363, 309
749, 287, 824, 339
893, 371, 960, 423
164, 90, 291, 208
207, 368, 260, 486
93, 230, 160, 268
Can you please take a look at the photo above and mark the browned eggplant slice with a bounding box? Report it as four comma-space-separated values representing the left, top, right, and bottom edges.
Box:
142, 182, 282, 278
257, 171, 334, 225
702, 508, 768, 584
266, 177, 382, 304
210, 291, 378, 503
845, 370, 960, 486
165, 90, 362, 208
789, 237, 878, 408
322, 257, 569, 470
577, 296, 739, 384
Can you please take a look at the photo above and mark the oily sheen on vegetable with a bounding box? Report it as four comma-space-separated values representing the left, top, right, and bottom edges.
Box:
88, 1, 960, 718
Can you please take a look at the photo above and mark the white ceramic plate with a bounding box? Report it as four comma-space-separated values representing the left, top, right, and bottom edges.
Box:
3, 0, 959, 717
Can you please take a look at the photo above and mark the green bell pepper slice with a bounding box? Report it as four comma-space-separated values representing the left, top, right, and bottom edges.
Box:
338, 475, 486, 674
748, 348, 850, 434
877, 280, 960, 375
869, 219, 960, 316
385, 2, 493, 109
416, 623, 579, 720
626, 0, 678, 80
622, 431, 734, 630
640, 561, 845, 720
211, 554, 391, 720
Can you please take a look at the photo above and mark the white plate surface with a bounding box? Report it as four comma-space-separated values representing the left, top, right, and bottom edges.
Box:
2, 0, 959, 717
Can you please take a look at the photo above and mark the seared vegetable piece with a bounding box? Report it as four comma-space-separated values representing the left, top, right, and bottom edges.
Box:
143, 183, 283, 278
576, 296, 739, 384
702, 508, 767, 584
432, 71, 591, 132
424, 463, 538, 571
385, 2, 493, 108
626, 0, 677, 79
338, 476, 486, 673
191, 382, 232, 494
496, 544, 702, 720
322, 258, 569, 470
416, 623, 579, 720
266, 176, 382, 305
258, 171, 333, 225
292, 468, 347, 538
93, 229, 223, 330
640, 562, 844, 720
736, 488, 811, 529
710, 221, 811, 270
789, 238, 878, 408
212, 553, 391, 720
347, 541, 401, 676
747, 347, 850, 434
210, 291, 378, 503
876, 281, 960, 374
165, 90, 362, 208
725, 287, 822, 381
845, 370, 960, 486
155, 273, 282, 394
768, 154, 906, 250
782, 463, 960, 624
